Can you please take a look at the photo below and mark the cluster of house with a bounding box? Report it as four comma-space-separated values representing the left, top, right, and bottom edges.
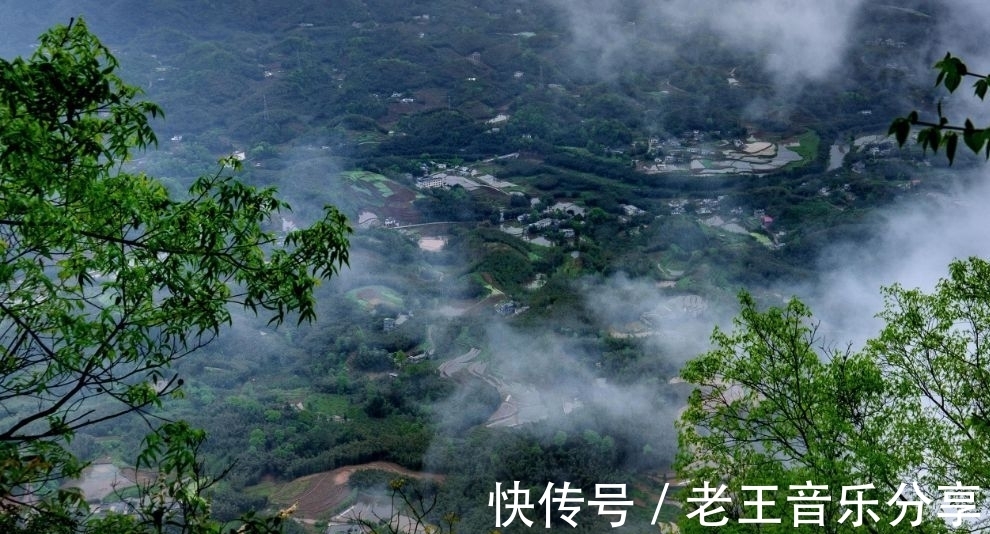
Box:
667, 196, 728, 216
411, 161, 448, 189
817, 183, 854, 198
641, 133, 718, 169
667, 195, 788, 247
499, 200, 654, 248
849, 134, 899, 174
494, 300, 517, 316
486, 113, 510, 134
382, 314, 410, 333
857, 136, 897, 158
413, 159, 514, 191
866, 37, 907, 48
752, 209, 775, 229
513, 201, 586, 240
620, 203, 646, 220
389, 92, 416, 104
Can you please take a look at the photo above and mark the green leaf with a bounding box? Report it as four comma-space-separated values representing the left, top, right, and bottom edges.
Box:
975, 78, 989, 100
946, 72, 962, 92
963, 125, 985, 155
888, 118, 910, 147
945, 132, 958, 165
917, 128, 931, 151
935, 53, 969, 92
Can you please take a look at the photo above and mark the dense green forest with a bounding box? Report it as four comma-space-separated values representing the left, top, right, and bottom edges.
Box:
3, 1, 990, 533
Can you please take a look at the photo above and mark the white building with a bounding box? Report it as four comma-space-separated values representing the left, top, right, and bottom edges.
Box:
416, 174, 446, 189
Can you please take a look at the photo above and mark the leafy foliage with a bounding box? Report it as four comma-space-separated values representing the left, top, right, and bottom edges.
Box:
675, 269, 990, 532
890, 53, 990, 164
0, 19, 349, 532
675, 293, 920, 532
870, 258, 990, 504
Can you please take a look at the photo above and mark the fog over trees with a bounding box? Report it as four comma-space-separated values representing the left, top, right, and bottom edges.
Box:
3, 2, 990, 534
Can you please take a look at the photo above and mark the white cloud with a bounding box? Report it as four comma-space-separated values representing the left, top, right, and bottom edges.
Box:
547, 0, 866, 88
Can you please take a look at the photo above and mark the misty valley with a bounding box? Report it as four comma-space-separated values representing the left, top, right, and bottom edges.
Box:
3, 1, 990, 533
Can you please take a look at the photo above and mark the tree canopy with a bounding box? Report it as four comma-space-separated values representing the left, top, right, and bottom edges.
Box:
675, 263, 990, 533
870, 258, 990, 499
675, 293, 927, 533
0, 18, 349, 533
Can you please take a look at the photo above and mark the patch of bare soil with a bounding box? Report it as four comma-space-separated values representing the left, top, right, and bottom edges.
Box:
270, 462, 444, 520
382, 185, 420, 224
355, 287, 383, 307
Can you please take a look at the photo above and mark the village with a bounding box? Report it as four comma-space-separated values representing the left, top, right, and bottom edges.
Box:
383, 147, 791, 256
